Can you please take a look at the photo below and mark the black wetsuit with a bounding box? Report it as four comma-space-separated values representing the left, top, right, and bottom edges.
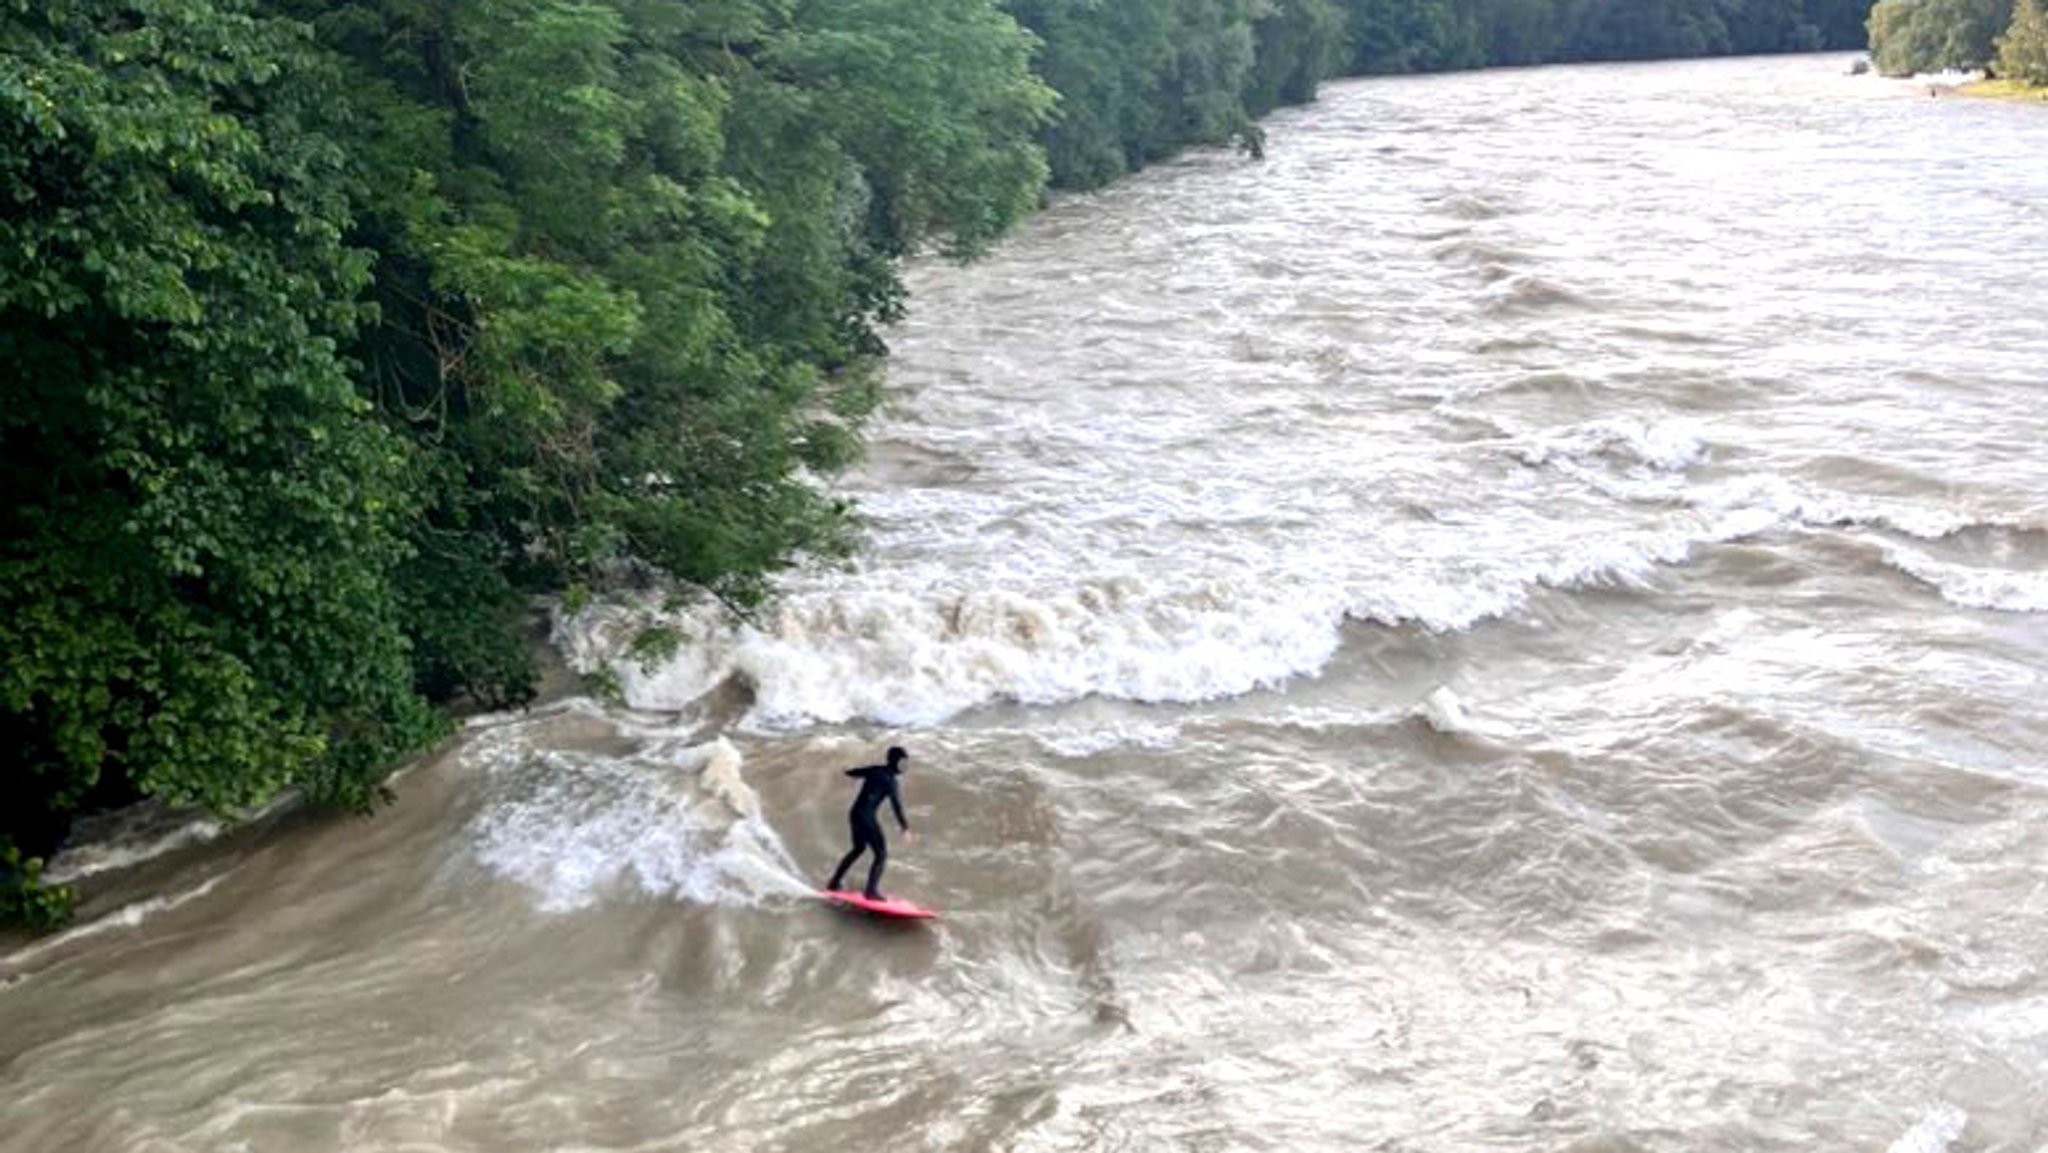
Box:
827, 764, 907, 899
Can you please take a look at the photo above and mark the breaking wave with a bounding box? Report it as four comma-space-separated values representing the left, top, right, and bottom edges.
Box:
466, 734, 810, 911
1879, 544, 2048, 613
559, 512, 1759, 729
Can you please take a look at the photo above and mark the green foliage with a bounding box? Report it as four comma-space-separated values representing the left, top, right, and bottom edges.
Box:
1344, 0, 1483, 73
0, 0, 446, 884
765, 0, 1054, 259
628, 626, 684, 672
1007, 0, 1306, 189
1, 843, 74, 930
584, 666, 625, 707
1869, 0, 2014, 73
1005, 0, 1173, 187
1997, 0, 2048, 81
398, 528, 539, 710
300, 0, 1053, 617
1328, 0, 1865, 75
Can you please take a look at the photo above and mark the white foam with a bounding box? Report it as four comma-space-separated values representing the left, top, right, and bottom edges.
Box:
559, 451, 2029, 730
467, 736, 810, 912
1572, 467, 2048, 617
42, 790, 303, 886
1644, 470, 2030, 544
542, 253, 2037, 733
1034, 720, 1183, 758
1514, 417, 1708, 473
2, 873, 230, 971
1417, 687, 1471, 734
1504, 421, 2033, 548
565, 577, 1350, 727
1886, 1103, 1968, 1153
1880, 545, 2048, 613
550, 368, 1783, 731
557, 513, 1741, 730
44, 817, 224, 884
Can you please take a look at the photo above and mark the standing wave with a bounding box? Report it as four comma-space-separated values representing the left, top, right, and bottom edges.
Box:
464, 732, 810, 911
559, 511, 1761, 729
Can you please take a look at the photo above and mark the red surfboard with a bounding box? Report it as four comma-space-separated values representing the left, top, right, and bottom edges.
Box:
820, 890, 939, 920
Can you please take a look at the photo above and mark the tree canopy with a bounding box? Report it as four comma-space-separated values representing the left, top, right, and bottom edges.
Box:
1997, 0, 2048, 80
1868, 0, 2014, 73
1, 0, 443, 931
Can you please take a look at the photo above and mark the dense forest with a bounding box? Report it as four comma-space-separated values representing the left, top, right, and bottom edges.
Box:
1866, 0, 2048, 79
3, 0, 1876, 925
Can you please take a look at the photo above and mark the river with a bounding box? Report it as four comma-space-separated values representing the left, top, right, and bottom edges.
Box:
4, 53, 2046, 1153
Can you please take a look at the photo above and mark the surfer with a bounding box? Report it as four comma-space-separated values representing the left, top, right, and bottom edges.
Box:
826, 746, 911, 900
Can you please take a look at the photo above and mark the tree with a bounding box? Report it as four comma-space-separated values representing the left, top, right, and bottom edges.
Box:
1997, 0, 2048, 81
1009, 0, 1182, 187
299, 0, 1053, 612
1343, 0, 1482, 74
1244, 0, 1346, 117
1804, 0, 1884, 46
1869, 0, 2015, 74
1, 0, 444, 912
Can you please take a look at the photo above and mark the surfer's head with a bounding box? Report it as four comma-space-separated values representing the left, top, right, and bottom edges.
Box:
886, 745, 909, 769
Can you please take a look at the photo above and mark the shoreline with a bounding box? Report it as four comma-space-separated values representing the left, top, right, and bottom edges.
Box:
3, 613, 592, 945
1957, 78, 2048, 102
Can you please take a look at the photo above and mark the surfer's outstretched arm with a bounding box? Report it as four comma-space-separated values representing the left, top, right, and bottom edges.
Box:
846, 765, 879, 779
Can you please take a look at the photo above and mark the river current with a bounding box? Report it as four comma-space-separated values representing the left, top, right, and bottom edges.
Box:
5, 54, 2046, 1153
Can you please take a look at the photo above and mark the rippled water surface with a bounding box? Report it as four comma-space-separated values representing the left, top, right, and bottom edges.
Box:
6, 55, 2047, 1153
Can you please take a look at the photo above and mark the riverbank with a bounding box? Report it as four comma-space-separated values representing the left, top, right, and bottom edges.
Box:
3, 616, 592, 944
1959, 78, 2048, 102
